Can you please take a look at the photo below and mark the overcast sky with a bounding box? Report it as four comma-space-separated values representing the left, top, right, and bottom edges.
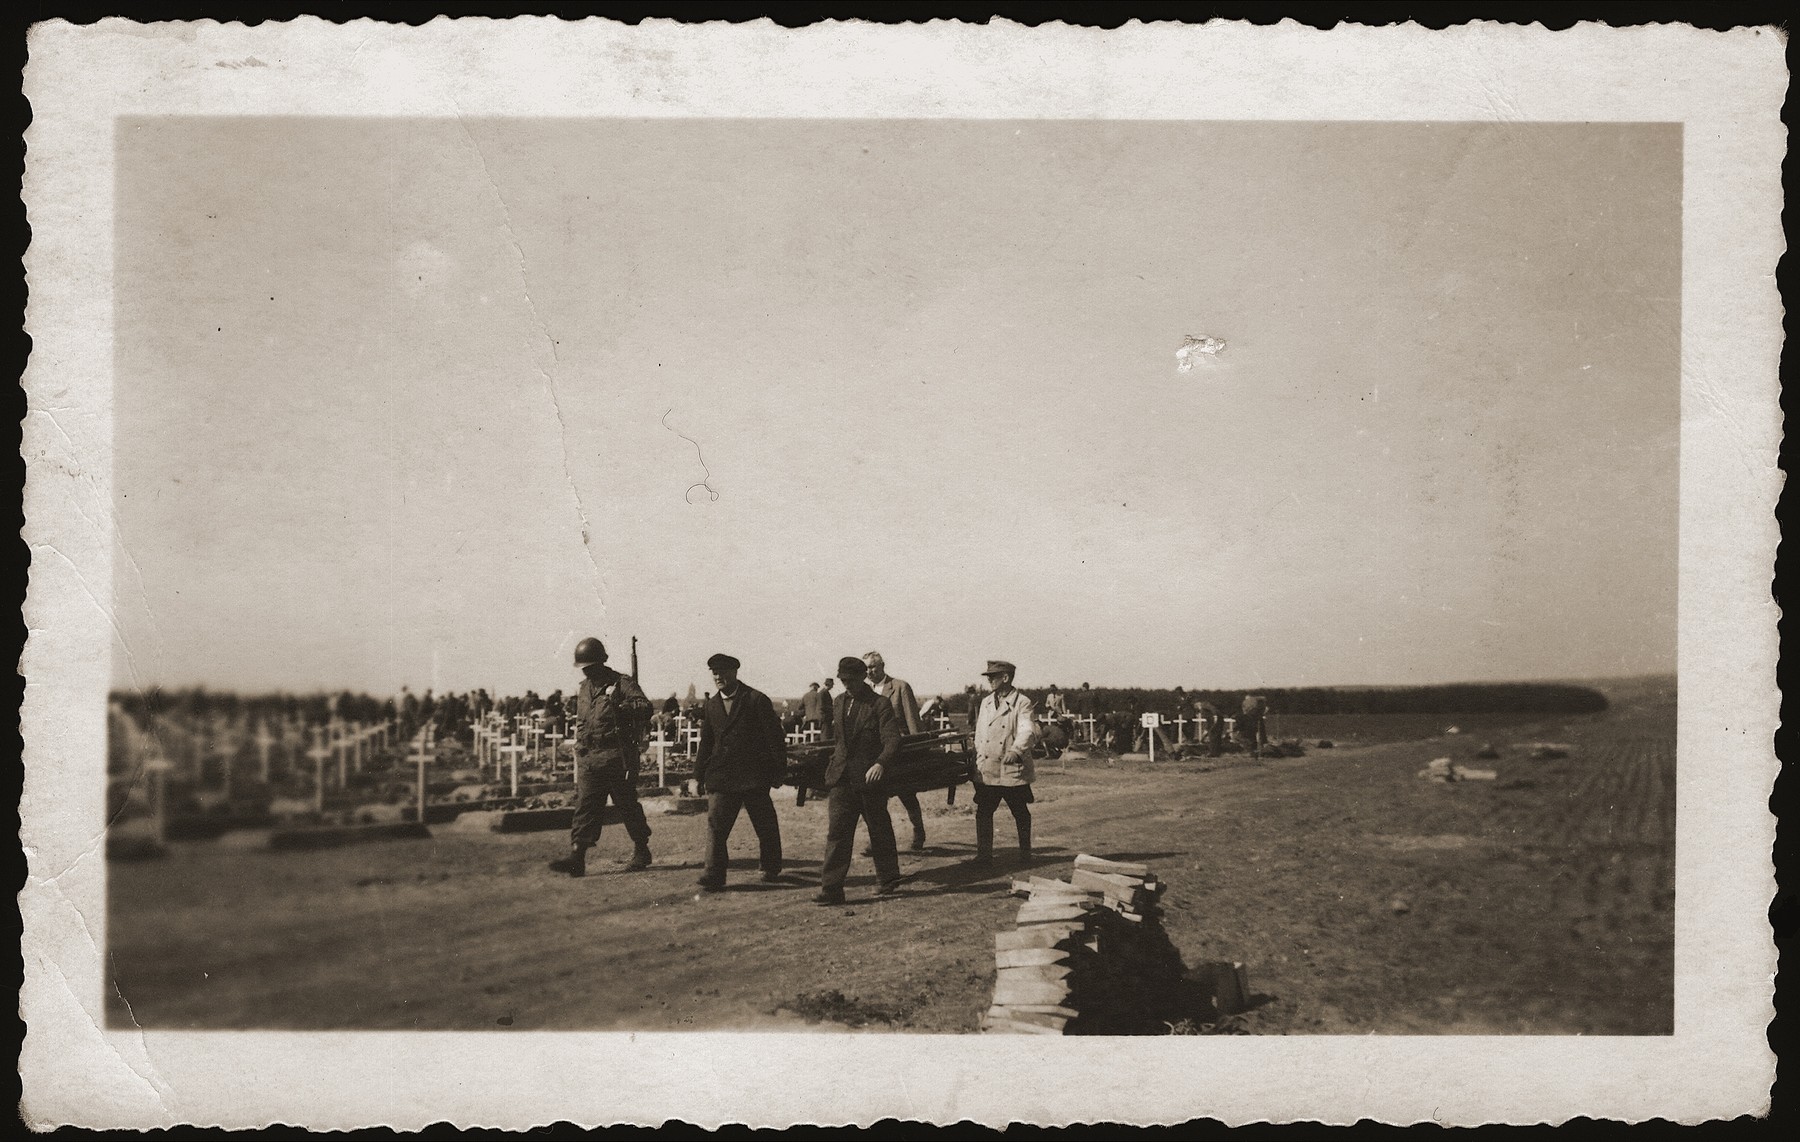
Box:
111, 119, 1679, 701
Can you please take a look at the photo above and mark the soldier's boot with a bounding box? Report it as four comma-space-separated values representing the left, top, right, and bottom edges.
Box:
907, 802, 927, 852
973, 814, 995, 865
548, 844, 588, 878
623, 843, 653, 872
910, 827, 927, 853
1015, 819, 1033, 864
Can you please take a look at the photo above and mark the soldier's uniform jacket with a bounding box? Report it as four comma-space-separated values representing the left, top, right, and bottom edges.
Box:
973, 688, 1040, 787
575, 669, 653, 765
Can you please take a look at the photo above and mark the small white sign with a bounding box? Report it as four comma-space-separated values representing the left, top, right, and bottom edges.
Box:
1140, 713, 1162, 728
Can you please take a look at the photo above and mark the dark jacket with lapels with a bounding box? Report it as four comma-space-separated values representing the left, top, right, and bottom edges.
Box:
826, 688, 901, 788
695, 684, 787, 792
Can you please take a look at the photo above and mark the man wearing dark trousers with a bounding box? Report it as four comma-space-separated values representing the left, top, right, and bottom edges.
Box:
694, 653, 787, 892
799, 682, 827, 734
814, 656, 903, 905
970, 659, 1040, 867
549, 637, 655, 878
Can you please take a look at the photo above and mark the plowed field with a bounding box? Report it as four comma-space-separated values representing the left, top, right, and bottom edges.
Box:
106, 677, 1675, 1034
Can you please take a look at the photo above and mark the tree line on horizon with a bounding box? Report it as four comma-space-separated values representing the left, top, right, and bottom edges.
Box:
112, 679, 1610, 724
948, 681, 1610, 717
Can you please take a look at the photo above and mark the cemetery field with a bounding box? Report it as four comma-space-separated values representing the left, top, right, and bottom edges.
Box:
106, 678, 1675, 1034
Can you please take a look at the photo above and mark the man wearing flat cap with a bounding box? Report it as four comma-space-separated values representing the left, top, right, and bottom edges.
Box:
815, 655, 904, 905
694, 653, 788, 892
971, 660, 1041, 867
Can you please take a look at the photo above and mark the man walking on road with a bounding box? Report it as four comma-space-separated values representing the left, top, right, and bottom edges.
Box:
864, 651, 928, 852
549, 638, 656, 878
970, 659, 1040, 867
694, 653, 787, 892
799, 681, 827, 735
815, 656, 903, 905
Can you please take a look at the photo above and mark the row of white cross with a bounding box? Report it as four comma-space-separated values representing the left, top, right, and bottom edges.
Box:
300, 720, 397, 811
114, 709, 397, 797
470, 710, 566, 797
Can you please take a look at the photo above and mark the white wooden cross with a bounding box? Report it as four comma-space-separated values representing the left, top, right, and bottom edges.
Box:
306, 728, 333, 814
254, 721, 276, 783
500, 738, 527, 798
410, 738, 435, 825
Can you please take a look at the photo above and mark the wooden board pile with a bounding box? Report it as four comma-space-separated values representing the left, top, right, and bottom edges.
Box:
982, 854, 1185, 1035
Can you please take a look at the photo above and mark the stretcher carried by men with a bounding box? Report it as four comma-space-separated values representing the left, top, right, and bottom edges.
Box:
782, 728, 974, 806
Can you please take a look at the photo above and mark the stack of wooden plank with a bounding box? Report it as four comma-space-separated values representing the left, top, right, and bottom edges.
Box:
982, 854, 1182, 1035
983, 919, 1095, 1034
1068, 854, 1165, 921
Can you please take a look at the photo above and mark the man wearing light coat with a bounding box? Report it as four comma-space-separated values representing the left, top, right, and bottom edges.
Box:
970, 659, 1040, 866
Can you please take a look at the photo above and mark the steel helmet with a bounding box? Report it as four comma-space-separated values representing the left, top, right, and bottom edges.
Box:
573, 637, 609, 667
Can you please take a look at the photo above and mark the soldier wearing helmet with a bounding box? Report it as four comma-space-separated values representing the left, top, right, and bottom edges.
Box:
548, 637, 656, 878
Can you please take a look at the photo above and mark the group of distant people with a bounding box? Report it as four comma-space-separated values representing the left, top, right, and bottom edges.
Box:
546, 639, 1043, 906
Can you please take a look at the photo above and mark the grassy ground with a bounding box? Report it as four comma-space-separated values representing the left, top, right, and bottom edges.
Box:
106, 677, 1673, 1034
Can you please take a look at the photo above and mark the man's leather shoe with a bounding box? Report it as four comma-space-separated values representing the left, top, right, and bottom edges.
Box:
813, 890, 845, 906
875, 881, 903, 897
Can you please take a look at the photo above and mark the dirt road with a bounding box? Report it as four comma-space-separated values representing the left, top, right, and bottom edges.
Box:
107, 680, 1674, 1034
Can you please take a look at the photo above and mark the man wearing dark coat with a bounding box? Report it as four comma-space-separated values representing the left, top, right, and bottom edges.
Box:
694, 653, 787, 892
799, 682, 828, 733
814, 656, 903, 905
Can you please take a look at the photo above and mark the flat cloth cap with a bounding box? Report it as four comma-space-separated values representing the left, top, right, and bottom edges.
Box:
836, 656, 869, 678
982, 660, 1018, 677
707, 653, 740, 672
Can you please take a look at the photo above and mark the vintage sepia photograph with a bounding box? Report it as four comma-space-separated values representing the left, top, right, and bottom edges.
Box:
103, 116, 1682, 1036
20, 18, 1781, 1130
